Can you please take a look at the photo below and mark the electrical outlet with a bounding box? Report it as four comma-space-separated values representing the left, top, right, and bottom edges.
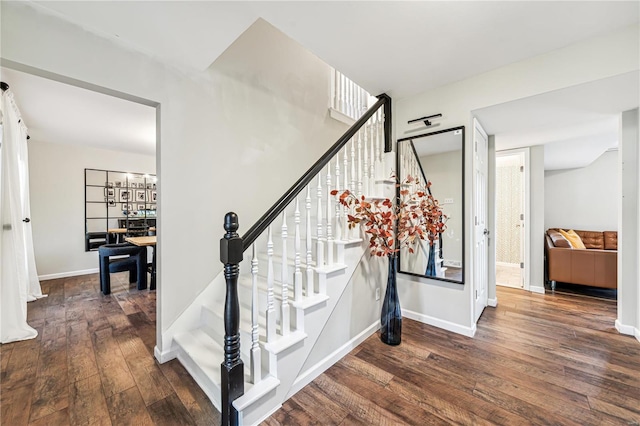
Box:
444, 198, 454, 204
375, 288, 381, 301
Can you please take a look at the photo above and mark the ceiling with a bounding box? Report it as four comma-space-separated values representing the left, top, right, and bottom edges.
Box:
0, 67, 156, 155
473, 71, 639, 170
3, 1, 638, 159
31, 1, 639, 99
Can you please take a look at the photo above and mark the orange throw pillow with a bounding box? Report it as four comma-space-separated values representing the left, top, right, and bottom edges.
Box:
558, 229, 586, 249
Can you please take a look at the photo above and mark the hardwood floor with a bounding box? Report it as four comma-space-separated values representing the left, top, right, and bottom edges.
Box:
3, 277, 639, 425
0, 273, 219, 426
265, 287, 640, 425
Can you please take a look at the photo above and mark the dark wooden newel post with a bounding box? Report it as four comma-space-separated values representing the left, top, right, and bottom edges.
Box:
220, 212, 244, 426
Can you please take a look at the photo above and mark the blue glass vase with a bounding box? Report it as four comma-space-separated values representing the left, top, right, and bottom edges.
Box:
426, 244, 436, 276
381, 255, 401, 345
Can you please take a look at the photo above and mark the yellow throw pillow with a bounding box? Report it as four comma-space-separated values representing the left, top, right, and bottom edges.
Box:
558, 229, 586, 249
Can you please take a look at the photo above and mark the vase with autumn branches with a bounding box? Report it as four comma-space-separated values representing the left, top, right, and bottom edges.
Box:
331, 175, 447, 345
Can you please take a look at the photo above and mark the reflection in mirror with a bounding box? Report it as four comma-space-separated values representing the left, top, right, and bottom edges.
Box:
397, 126, 464, 284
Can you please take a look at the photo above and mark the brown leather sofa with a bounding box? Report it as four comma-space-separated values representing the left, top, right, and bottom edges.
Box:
545, 229, 617, 290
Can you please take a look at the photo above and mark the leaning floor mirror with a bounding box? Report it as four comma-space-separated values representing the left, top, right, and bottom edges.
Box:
397, 126, 464, 284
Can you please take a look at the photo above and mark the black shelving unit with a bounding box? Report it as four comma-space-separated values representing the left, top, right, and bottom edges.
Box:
84, 168, 157, 251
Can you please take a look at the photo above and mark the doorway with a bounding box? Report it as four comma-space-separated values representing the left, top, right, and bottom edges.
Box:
495, 149, 529, 290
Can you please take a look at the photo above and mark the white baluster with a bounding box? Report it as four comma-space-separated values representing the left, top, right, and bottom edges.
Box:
348, 80, 354, 118
317, 174, 325, 267
343, 149, 349, 241
363, 121, 369, 196
266, 227, 276, 342
305, 186, 314, 297
334, 156, 341, 242
294, 198, 302, 302
369, 117, 376, 194
331, 68, 337, 110
326, 161, 333, 266
250, 244, 261, 384
375, 109, 381, 179
350, 140, 357, 239
281, 211, 290, 336
357, 130, 363, 197
340, 73, 346, 114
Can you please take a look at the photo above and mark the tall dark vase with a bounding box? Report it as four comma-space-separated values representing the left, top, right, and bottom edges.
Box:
380, 255, 401, 345
426, 244, 436, 276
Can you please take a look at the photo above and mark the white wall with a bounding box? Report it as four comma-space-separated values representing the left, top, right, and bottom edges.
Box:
530, 146, 545, 293
1, 5, 349, 354
395, 24, 639, 332
545, 150, 618, 231
618, 108, 639, 337
28, 140, 155, 278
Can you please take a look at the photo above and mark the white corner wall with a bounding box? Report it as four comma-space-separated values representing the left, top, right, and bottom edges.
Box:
1, 4, 349, 355
618, 108, 639, 337
28, 140, 155, 278
545, 150, 618, 231
395, 23, 639, 332
529, 146, 545, 293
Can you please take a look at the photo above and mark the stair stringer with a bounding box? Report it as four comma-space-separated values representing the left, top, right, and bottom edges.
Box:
237, 239, 382, 425
155, 270, 225, 363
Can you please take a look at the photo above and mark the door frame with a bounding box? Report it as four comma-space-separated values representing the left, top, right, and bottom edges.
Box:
495, 148, 531, 292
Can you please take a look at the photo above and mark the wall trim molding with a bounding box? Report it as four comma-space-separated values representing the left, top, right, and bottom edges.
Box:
530, 285, 545, 295
402, 308, 476, 337
288, 320, 379, 398
635, 327, 640, 344
154, 345, 178, 364
488, 297, 498, 307
38, 268, 99, 281
328, 108, 356, 126
615, 319, 636, 336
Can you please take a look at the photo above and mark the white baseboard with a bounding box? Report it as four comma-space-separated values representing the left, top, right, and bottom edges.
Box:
154, 345, 178, 364
530, 285, 545, 294
39, 268, 99, 281
288, 320, 379, 398
488, 297, 498, 307
635, 327, 640, 344
402, 309, 476, 337
614, 319, 636, 336
244, 403, 283, 426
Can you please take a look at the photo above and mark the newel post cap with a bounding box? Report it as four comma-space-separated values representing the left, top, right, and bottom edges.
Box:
220, 212, 243, 264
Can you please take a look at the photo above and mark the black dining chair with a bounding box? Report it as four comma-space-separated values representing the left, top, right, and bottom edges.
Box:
98, 243, 147, 295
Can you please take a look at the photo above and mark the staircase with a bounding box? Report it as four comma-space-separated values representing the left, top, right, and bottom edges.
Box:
169, 96, 393, 425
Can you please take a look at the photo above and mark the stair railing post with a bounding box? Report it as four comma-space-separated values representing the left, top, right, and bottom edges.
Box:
220, 212, 244, 426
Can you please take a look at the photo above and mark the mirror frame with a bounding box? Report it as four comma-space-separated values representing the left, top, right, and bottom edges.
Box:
396, 126, 465, 285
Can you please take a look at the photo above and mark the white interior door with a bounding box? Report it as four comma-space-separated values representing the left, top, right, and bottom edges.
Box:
473, 118, 488, 322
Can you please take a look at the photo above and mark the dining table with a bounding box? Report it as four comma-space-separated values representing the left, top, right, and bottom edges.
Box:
125, 235, 157, 290
108, 227, 156, 243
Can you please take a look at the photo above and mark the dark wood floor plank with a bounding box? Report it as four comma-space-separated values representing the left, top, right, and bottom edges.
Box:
91, 327, 137, 398
158, 360, 220, 425
29, 336, 69, 422
267, 286, 640, 425
3, 273, 221, 426
1, 383, 34, 426
285, 382, 350, 425
106, 386, 154, 425
68, 374, 111, 426
312, 373, 410, 425
28, 407, 70, 426
147, 393, 197, 426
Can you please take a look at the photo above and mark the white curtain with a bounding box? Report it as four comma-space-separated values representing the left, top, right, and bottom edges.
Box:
0, 88, 45, 344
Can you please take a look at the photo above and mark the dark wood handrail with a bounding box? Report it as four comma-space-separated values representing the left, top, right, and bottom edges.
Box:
241, 93, 391, 251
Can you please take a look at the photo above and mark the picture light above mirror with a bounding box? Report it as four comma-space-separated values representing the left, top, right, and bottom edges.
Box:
396, 126, 465, 285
